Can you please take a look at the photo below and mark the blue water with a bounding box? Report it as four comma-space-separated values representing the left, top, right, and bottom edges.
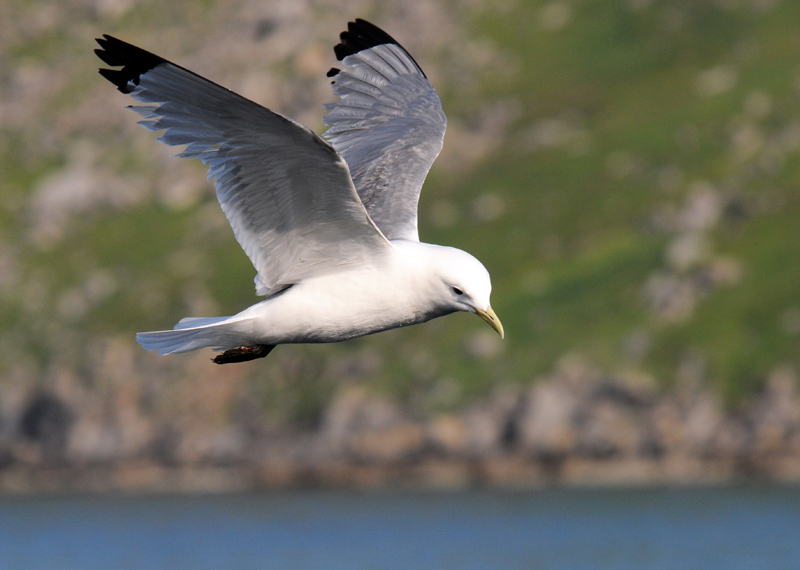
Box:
0, 486, 798, 570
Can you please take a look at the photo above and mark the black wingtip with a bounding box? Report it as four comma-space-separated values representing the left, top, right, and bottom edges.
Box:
334, 19, 398, 60
95, 34, 168, 94
333, 18, 426, 78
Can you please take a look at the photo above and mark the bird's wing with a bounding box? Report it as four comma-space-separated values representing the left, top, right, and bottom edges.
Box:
323, 19, 447, 242
95, 35, 391, 296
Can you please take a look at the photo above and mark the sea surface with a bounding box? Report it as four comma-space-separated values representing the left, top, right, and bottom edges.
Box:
0, 485, 798, 570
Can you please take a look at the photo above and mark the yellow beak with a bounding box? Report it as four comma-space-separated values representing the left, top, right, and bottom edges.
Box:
475, 305, 504, 339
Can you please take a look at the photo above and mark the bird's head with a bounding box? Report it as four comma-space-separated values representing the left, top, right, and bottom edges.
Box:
429, 246, 504, 339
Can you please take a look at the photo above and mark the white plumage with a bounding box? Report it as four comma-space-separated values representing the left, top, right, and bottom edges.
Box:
95, 19, 503, 364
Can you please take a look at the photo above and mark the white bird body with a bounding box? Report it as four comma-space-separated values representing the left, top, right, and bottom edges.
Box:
95, 19, 503, 363
140, 240, 492, 355
243, 241, 457, 343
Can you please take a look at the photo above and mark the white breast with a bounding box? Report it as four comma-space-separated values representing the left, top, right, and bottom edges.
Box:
237, 241, 449, 344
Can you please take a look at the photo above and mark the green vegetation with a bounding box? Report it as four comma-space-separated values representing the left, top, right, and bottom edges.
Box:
444, 0, 800, 404
1, 0, 799, 417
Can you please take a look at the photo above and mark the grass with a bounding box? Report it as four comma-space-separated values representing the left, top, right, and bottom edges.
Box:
2, 0, 799, 411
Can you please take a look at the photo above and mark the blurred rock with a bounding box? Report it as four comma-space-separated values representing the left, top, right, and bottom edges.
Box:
680, 184, 723, 231
459, 388, 521, 455
666, 232, 712, 272
575, 399, 643, 458
621, 329, 652, 363
682, 391, 725, 455
695, 64, 738, 97
642, 272, 696, 321
747, 366, 800, 454
319, 386, 423, 462
427, 414, 469, 454
517, 379, 580, 457
539, 2, 572, 31
0, 361, 799, 489
349, 422, 425, 463
18, 393, 74, 459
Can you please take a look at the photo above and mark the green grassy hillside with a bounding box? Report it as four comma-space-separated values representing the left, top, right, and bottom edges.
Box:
1, 0, 798, 421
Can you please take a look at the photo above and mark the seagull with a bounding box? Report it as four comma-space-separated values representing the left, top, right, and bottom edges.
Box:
95, 18, 503, 364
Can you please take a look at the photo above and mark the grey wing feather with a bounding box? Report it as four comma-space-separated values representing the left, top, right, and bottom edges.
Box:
324, 40, 447, 242
96, 36, 390, 296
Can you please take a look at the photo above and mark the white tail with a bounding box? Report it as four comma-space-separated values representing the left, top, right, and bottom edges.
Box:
137, 316, 252, 355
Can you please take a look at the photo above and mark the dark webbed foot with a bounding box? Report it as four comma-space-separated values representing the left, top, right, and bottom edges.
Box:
212, 344, 275, 364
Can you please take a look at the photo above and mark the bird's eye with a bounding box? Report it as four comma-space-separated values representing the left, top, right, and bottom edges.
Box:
452, 286, 464, 296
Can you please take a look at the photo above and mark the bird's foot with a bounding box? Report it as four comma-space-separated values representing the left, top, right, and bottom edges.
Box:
212, 344, 275, 364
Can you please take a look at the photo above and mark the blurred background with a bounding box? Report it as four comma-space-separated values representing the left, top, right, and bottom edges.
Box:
1, 0, 800, 567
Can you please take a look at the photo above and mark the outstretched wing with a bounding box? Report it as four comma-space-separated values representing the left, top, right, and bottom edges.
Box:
323, 19, 447, 242
96, 35, 391, 296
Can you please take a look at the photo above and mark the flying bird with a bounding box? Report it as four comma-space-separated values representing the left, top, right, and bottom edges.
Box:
95, 19, 503, 364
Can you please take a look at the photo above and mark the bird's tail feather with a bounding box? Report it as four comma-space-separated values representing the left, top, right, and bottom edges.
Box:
174, 316, 229, 330
137, 316, 252, 356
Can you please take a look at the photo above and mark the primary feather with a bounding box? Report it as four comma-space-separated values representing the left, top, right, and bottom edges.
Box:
324, 19, 447, 241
